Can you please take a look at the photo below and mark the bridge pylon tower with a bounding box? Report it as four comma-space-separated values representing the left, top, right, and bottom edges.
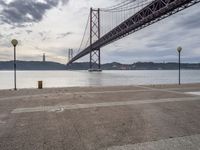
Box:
68, 49, 73, 63
89, 8, 101, 72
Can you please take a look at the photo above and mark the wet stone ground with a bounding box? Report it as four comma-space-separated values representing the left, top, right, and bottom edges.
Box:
0, 83, 200, 150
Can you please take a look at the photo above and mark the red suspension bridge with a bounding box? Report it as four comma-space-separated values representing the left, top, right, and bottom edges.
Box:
67, 0, 200, 71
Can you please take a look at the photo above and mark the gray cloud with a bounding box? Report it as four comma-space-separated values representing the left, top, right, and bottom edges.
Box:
0, 0, 69, 26
38, 31, 51, 41
26, 30, 32, 34
39, 32, 44, 37
61, 0, 69, 5
57, 32, 73, 39
176, 11, 200, 30
0, 40, 11, 48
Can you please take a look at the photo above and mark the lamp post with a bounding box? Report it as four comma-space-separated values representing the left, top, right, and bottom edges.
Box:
11, 39, 18, 90
177, 46, 182, 85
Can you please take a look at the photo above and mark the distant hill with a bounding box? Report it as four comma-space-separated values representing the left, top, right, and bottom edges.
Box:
67, 62, 200, 70
0, 61, 67, 70
0, 61, 200, 70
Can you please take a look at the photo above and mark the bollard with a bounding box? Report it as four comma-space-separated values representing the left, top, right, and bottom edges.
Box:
38, 81, 43, 89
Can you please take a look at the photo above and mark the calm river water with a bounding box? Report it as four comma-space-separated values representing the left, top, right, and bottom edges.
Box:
0, 70, 200, 89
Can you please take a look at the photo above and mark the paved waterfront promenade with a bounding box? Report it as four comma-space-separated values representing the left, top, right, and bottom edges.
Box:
0, 83, 200, 150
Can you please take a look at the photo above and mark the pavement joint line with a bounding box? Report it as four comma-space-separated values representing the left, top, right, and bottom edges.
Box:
0, 87, 192, 101
11, 96, 200, 114
185, 92, 200, 96
156, 87, 200, 91
136, 85, 191, 95
106, 134, 200, 150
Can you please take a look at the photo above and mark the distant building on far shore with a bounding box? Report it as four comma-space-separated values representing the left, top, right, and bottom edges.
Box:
43, 53, 46, 62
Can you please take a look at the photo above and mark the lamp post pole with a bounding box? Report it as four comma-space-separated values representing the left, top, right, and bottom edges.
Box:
11, 39, 18, 90
14, 45, 16, 90
177, 47, 182, 85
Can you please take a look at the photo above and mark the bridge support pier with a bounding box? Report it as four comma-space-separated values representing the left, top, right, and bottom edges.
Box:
89, 8, 102, 72
89, 49, 101, 72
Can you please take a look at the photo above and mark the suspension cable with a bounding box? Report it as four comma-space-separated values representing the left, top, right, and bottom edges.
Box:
77, 13, 90, 53
84, 36, 90, 49
104, 0, 136, 11
103, 0, 133, 10
101, 0, 150, 12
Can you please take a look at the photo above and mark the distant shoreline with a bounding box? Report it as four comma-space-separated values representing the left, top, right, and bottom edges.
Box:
0, 61, 200, 70
1, 69, 200, 71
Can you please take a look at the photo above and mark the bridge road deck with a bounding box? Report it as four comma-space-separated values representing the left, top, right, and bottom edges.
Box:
0, 83, 200, 150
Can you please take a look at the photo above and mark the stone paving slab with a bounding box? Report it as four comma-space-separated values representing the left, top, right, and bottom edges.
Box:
107, 134, 200, 150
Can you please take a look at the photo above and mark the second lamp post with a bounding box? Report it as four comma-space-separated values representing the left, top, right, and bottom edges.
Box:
177, 46, 182, 85
11, 39, 18, 90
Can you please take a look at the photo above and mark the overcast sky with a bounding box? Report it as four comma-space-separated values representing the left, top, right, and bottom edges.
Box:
0, 0, 200, 64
